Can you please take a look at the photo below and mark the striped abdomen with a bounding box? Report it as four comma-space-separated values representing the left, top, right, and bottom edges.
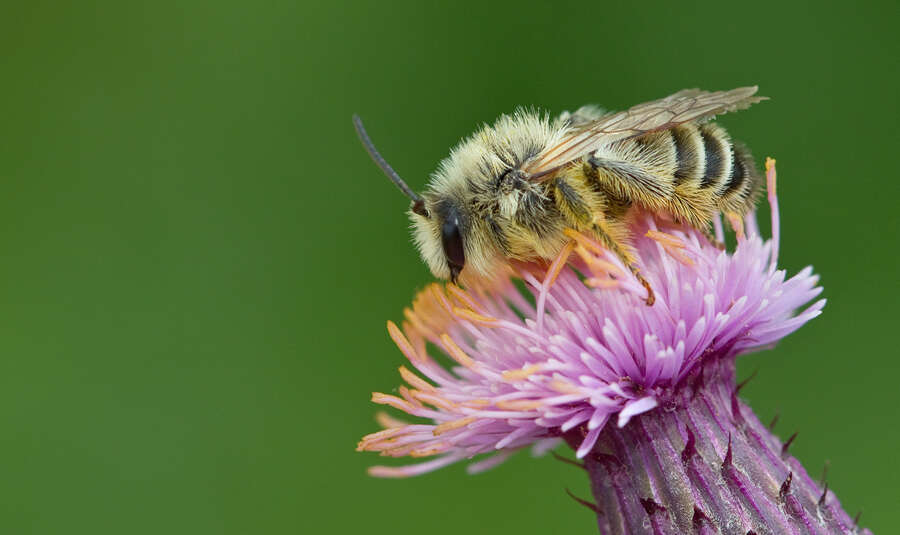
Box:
584, 122, 762, 228
669, 123, 760, 216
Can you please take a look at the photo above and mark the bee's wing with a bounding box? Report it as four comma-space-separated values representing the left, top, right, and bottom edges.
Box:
525, 86, 766, 177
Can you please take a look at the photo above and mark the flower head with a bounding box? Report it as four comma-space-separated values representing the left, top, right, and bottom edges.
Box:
358, 159, 824, 477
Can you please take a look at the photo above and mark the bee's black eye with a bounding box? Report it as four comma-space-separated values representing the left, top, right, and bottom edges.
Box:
441, 211, 465, 282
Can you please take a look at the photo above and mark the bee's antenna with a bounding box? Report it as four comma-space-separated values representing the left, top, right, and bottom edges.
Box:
353, 115, 428, 217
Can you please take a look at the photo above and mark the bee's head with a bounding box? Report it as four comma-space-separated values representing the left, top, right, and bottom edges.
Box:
409, 196, 468, 283
354, 115, 473, 283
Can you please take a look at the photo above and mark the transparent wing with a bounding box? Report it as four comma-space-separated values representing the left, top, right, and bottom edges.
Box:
525, 86, 766, 176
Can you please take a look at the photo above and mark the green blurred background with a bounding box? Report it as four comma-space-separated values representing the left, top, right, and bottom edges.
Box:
0, 1, 896, 533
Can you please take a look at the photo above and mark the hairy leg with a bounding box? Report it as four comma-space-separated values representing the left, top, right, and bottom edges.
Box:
550, 174, 656, 306
589, 221, 655, 306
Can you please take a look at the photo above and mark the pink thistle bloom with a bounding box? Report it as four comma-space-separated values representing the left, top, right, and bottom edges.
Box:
358, 160, 870, 534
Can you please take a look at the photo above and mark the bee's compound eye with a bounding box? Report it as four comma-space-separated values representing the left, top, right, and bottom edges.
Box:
441, 215, 465, 281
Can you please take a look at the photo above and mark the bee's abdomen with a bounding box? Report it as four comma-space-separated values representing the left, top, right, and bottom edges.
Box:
718, 141, 761, 214
585, 123, 761, 229
670, 124, 732, 192
668, 124, 761, 215
671, 125, 702, 185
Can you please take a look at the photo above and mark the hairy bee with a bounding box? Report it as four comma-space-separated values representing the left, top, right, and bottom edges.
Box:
354, 87, 766, 305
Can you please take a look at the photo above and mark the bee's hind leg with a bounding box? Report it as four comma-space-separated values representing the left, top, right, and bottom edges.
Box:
588, 221, 655, 306
549, 175, 655, 306
701, 226, 726, 250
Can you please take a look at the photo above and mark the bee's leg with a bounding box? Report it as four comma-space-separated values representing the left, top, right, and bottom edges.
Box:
551, 177, 593, 227
701, 226, 726, 250
588, 221, 655, 306
551, 174, 655, 306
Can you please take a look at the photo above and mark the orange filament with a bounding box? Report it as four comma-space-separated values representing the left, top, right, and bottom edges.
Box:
410, 390, 457, 410
429, 283, 455, 315
645, 230, 686, 249
563, 228, 605, 256
501, 364, 543, 381
387, 320, 425, 364
573, 244, 626, 278
398, 366, 436, 392
446, 284, 485, 315
358, 425, 411, 447
371, 392, 418, 412
765, 157, 777, 199
585, 278, 621, 289
403, 308, 437, 342
550, 379, 582, 394
495, 399, 544, 410
452, 307, 499, 325
544, 240, 576, 289
433, 416, 477, 436
440, 333, 479, 369
646, 230, 695, 267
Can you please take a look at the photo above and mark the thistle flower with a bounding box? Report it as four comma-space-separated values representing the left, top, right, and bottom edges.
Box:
358, 160, 870, 534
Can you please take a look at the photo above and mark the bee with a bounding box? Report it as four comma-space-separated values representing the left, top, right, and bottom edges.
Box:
354, 87, 766, 305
